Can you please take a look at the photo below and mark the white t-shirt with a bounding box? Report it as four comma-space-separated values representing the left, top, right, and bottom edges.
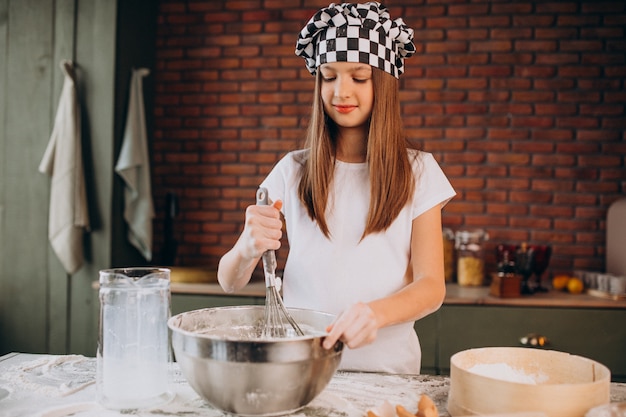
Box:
261, 149, 456, 374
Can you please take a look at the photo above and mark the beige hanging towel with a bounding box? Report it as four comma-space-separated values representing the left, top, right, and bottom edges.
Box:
39, 60, 90, 275
115, 68, 154, 261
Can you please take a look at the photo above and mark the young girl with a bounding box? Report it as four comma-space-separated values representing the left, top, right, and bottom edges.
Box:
218, 2, 455, 374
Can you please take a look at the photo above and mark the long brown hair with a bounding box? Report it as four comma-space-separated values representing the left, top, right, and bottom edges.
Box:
297, 67, 416, 239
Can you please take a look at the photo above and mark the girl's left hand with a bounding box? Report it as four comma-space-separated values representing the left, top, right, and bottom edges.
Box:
322, 302, 379, 349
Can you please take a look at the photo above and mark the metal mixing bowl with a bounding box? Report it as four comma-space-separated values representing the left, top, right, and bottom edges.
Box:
168, 306, 344, 416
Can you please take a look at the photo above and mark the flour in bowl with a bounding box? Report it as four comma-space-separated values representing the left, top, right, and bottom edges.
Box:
468, 363, 549, 384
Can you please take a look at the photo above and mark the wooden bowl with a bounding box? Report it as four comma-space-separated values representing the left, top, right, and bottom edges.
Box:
447, 347, 610, 417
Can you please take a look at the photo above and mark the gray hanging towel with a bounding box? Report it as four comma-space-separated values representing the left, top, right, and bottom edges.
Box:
39, 60, 90, 274
115, 68, 154, 261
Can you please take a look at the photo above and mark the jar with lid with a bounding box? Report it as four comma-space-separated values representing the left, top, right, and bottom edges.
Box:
443, 228, 455, 282
455, 229, 489, 286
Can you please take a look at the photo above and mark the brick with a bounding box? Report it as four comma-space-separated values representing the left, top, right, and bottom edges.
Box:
531, 154, 576, 167
582, 53, 626, 65
448, 53, 489, 65
487, 177, 530, 191
467, 140, 509, 152
600, 168, 626, 181
557, 91, 601, 103
510, 217, 552, 230
509, 191, 554, 205
534, 103, 577, 116
425, 91, 467, 101
487, 203, 528, 216
413, 54, 446, 66
489, 103, 533, 115
510, 166, 554, 179
470, 65, 512, 77
576, 129, 620, 141
533, 78, 575, 90
446, 29, 488, 41
444, 128, 485, 139
445, 103, 488, 114
557, 15, 600, 27
423, 115, 464, 127
467, 115, 510, 128
517, 40, 558, 52
511, 91, 554, 102
448, 4, 489, 15
491, 28, 533, 40
425, 41, 468, 54
470, 40, 512, 53
418, 140, 460, 153
604, 14, 626, 26
579, 104, 624, 116
427, 17, 467, 29
535, 28, 578, 40
602, 117, 626, 129
513, 15, 555, 27
414, 29, 445, 41
405, 103, 444, 115
576, 181, 620, 193
491, 53, 533, 65
512, 141, 554, 153
554, 167, 599, 181
405, 127, 443, 140
556, 117, 599, 129
584, 1, 625, 13
448, 78, 488, 89
463, 189, 507, 202
470, 16, 511, 28
490, 78, 532, 89
425, 66, 467, 78
578, 155, 622, 168
581, 27, 625, 39
515, 66, 557, 78
487, 153, 530, 165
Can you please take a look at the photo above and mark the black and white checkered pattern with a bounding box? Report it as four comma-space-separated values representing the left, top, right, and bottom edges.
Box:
295, 2, 415, 78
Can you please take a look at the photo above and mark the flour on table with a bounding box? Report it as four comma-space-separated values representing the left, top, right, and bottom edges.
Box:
468, 363, 549, 384
2, 355, 95, 397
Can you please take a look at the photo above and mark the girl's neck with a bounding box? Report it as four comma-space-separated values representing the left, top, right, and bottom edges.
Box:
335, 127, 367, 163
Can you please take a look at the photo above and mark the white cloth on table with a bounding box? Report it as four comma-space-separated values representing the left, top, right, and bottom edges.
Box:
38, 60, 90, 275
115, 68, 154, 261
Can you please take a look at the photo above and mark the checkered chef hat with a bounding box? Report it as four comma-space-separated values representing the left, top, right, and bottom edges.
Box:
295, 2, 416, 78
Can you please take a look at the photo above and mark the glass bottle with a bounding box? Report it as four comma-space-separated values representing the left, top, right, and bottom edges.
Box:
455, 229, 489, 286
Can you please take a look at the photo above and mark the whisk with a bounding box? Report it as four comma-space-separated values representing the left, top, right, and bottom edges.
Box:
256, 187, 304, 338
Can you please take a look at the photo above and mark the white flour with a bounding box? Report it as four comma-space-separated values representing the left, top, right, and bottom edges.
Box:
1, 355, 95, 397
468, 362, 549, 385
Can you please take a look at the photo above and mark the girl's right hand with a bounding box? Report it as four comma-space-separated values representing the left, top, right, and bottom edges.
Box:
237, 200, 284, 260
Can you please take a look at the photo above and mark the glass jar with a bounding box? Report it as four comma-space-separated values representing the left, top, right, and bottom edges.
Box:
455, 229, 489, 286
443, 228, 456, 282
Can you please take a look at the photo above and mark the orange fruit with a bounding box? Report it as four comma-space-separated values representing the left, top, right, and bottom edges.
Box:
552, 275, 570, 290
567, 277, 584, 294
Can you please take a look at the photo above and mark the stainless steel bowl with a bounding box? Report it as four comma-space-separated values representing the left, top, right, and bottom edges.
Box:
168, 306, 344, 416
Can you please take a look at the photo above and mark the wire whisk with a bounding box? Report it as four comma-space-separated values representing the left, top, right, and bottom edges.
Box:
257, 187, 304, 338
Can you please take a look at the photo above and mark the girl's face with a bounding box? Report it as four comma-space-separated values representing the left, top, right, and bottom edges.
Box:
319, 62, 374, 131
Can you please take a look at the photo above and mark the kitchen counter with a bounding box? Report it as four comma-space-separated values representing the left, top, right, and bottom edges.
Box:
1, 353, 625, 417
171, 282, 626, 310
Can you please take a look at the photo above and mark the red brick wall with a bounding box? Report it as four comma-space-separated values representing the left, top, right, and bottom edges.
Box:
152, 0, 625, 280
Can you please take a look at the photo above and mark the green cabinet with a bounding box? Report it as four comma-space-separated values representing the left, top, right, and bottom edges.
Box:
172, 294, 263, 315
416, 305, 626, 382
